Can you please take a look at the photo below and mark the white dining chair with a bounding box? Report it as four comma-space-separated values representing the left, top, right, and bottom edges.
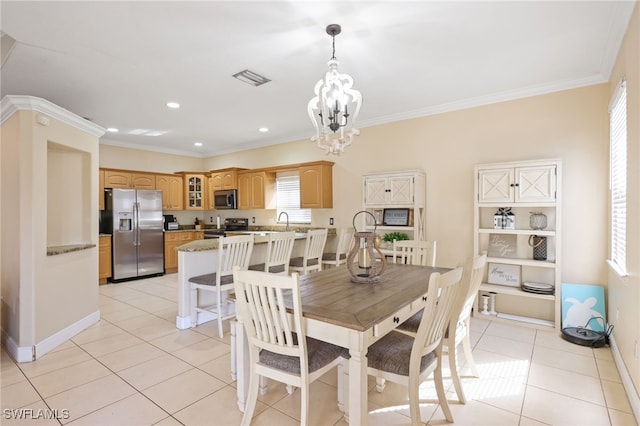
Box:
396, 253, 488, 404
392, 239, 437, 267
289, 228, 328, 275
248, 231, 295, 275
233, 267, 346, 426
188, 234, 254, 338
321, 227, 354, 268
366, 266, 464, 424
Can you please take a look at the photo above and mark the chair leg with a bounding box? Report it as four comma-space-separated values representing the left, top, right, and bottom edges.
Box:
375, 376, 386, 393
300, 383, 309, 426
217, 288, 224, 338
462, 333, 479, 377
435, 358, 454, 422
190, 287, 198, 328
408, 370, 423, 426
449, 342, 467, 404
241, 371, 260, 426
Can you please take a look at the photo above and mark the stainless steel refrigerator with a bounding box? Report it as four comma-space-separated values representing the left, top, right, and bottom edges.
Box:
103, 188, 164, 281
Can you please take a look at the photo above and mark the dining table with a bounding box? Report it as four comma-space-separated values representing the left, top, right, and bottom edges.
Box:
232, 262, 450, 426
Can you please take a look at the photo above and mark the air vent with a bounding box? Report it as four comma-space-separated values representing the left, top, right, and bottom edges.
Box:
232, 69, 271, 87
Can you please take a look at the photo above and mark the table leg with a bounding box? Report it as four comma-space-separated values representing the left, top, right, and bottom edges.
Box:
230, 321, 237, 381
235, 314, 250, 412
348, 331, 367, 426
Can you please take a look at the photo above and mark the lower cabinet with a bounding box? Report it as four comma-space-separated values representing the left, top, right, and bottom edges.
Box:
98, 235, 111, 284
164, 231, 203, 273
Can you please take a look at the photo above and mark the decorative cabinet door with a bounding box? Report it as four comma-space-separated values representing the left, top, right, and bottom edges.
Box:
515, 165, 556, 202
185, 174, 205, 210
387, 175, 414, 204
478, 168, 514, 203
363, 177, 388, 205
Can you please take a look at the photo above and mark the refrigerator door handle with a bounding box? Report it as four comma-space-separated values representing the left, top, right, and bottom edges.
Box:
134, 202, 141, 246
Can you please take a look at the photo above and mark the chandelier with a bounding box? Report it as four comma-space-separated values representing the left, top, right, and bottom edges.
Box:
307, 24, 362, 155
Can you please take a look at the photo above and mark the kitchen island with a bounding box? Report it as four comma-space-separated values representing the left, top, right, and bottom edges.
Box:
175, 232, 309, 329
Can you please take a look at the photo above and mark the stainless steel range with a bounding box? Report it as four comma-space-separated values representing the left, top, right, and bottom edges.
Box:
203, 217, 249, 239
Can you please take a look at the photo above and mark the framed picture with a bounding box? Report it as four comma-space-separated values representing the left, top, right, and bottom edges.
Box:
487, 234, 517, 258
487, 262, 520, 287
372, 209, 383, 225
383, 208, 410, 226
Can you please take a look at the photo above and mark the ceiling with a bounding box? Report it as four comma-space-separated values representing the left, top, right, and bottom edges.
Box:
1, 1, 635, 158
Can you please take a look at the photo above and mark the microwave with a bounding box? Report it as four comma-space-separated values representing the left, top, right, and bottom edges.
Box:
214, 189, 237, 209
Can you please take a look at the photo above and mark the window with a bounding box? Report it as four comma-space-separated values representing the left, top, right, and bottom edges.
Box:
276, 172, 311, 224
609, 79, 627, 275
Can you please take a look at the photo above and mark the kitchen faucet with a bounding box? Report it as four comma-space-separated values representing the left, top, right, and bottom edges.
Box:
278, 211, 290, 231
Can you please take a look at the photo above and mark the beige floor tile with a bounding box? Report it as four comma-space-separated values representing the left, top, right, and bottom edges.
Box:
1, 362, 28, 388
601, 379, 632, 413
469, 316, 491, 334
535, 329, 595, 356
152, 307, 179, 322
190, 318, 231, 339
78, 331, 144, 358
271, 379, 349, 426
462, 376, 526, 415
532, 345, 598, 377
447, 398, 522, 425
47, 339, 77, 354
484, 322, 537, 344
197, 353, 237, 385
142, 368, 226, 413
250, 407, 299, 426
152, 416, 184, 426
96, 342, 166, 372
528, 363, 605, 405
96, 299, 132, 314
254, 378, 290, 406
148, 329, 209, 353
98, 285, 145, 300
469, 348, 531, 380
608, 408, 638, 426
129, 321, 180, 342
517, 415, 549, 426
128, 297, 176, 314
44, 374, 137, 424
17, 347, 92, 379
113, 313, 168, 332
99, 306, 148, 323
1, 380, 42, 410
71, 321, 127, 345
66, 393, 168, 426
173, 386, 266, 425
170, 337, 230, 366
475, 333, 534, 360
594, 345, 614, 361
28, 359, 112, 398
596, 357, 623, 382
522, 385, 610, 425
0, 400, 64, 425
117, 354, 192, 390
365, 378, 440, 423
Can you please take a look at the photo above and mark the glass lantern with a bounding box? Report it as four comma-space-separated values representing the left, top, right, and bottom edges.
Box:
346, 211, 386, 283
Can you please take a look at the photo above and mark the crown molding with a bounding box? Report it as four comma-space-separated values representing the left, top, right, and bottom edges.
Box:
1, 95, 105, 138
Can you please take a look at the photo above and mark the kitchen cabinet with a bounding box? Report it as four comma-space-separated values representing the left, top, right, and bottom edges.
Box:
473, 159, 562, 331
362, 170, 426, 241
164, 231, 203, 273
478, 164, 556, 204
99, 169, 105, 210
103, 170, 156, 189
156, 174, 184, 210
181, 173, 206, 210
237, 170, 276, 210
98, 235, 111, 284
208, 168, 244, 209
299, 162, 333, 208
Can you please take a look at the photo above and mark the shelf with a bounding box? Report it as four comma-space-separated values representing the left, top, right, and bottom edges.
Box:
478, 202, 557, 208
479, 228, 555, 236
486, 256, 556, 268
366, 225, 415, 232
479, 283, 555, 301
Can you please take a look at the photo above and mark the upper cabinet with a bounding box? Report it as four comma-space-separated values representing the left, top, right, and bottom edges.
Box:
478, 164, 556, 204
208, 167, 245, 209
181, 173, 206, 210
364, 173, 418, 206
299, 161, 333, 208
103, 170, 156, 189
156, 174, 183, 210
237, 170, 276, 209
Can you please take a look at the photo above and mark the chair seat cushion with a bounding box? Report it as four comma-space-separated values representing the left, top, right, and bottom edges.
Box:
397, 310, 422, 333
259, 335, 344, 374
367, 330, 435, 376
289, 257, 319, 267
248, 263, 286, 274
188, 273, 234, 286
322, 253, 347, 261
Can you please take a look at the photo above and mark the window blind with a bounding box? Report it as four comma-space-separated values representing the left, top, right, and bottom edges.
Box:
609, 79, 627, 275
276, 172, 311, 224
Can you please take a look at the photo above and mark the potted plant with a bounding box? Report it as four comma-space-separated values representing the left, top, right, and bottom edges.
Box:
381, 232, 410, 248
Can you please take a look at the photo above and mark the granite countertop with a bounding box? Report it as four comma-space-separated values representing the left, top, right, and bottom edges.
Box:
177, 232, 308, 252
47, 243, 96, 256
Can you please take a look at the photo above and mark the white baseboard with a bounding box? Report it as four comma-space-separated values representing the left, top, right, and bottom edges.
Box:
1, 310, 100, 363
610, 334, 640, 423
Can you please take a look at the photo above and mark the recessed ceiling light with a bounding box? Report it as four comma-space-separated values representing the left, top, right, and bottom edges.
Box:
259, 127, 269, 133
106, 127, 119, 132
194, 142, 203, 147
166, 102, 180, 109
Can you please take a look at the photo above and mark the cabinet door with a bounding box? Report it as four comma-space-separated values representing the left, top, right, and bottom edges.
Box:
221, 171, 238, 189
388, 175, 414, 204
515, 166, 556, 203
155, 175, 171, 209
169, 176, 183, 210
131, 173, 156, 189
300, 164, 333, 208
104, 170, 131, 188
478, 168, 514, 203
185, 174, 205, 210
237, 173, 251, 209
364, 176, 388, 205
98, 236, 111, 283
250, 173, 266, 209
210, 173, 223, 192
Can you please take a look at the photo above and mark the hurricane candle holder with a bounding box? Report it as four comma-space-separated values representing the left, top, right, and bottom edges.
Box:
347, 211, 386, 283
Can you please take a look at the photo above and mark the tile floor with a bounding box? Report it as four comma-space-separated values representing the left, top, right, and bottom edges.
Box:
1, 273, 637, 425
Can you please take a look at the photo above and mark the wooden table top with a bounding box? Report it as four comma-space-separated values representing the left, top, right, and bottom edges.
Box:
297, 263, 450, 332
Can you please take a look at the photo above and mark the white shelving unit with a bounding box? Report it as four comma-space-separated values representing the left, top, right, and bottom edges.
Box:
362, 170, 426, 250
473, 159, 562, 331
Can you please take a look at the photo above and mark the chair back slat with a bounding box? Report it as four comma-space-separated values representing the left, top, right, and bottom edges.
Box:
234, 268, 304, 358
393, 240, 436, 267
336, 228, 355, 259
219, 235, 254, 276
457, 253, 488, 323
305, 229, 328, 263
412, 267, 463, 357
265, 232, 296, 274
